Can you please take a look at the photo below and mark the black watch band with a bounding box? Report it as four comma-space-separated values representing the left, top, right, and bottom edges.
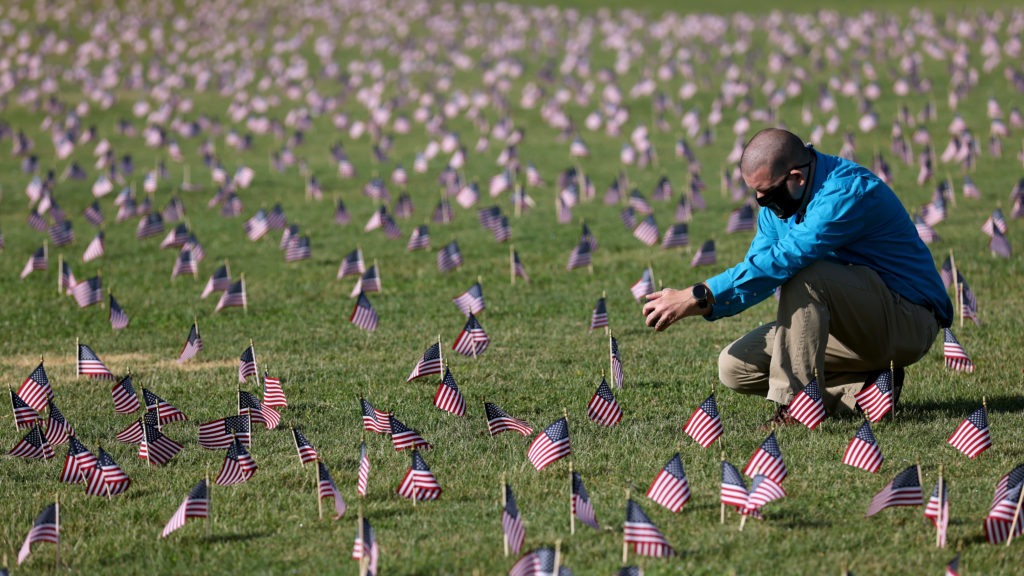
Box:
692, 283, 709, 309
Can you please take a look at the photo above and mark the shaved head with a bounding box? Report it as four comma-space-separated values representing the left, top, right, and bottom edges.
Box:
739, 128, 812, 181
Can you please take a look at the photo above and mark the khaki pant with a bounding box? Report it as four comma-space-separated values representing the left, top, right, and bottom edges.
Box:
718, 261, 940, 413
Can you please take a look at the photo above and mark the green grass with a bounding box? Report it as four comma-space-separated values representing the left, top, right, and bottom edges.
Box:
2, 0, 1024, 574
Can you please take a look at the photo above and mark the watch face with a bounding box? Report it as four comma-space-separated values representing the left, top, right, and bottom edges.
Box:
692, 284, 708, 303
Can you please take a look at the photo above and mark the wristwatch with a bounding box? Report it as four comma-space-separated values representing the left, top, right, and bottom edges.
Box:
692, 283, 710, 309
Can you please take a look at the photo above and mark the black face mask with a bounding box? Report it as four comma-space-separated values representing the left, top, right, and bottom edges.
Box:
755, 161, 812, 219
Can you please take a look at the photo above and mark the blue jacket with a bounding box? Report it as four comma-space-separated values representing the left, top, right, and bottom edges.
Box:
705, 151, 953, 327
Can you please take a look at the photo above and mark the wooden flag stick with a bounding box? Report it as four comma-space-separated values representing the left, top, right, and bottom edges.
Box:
9, 386, 18, 432
316, 458, 323, 520
720, 451, 727, 524
241, 273, 248, 314
437, 334, 444, 375
375, 258, 381, 293
553, 539, 562, 575
57, 253, 63, 295
739, 511, 748, 531
1008, 479, 1024, 547
948, 250, 961, 328
623, 488, 630, 564
75, 337, 79, 378
569, 461, 576, 535
54, 493, 60, 570
937, 464, 944, 548
502, 473, 509, 557
358, 505, 368, 576
608, 329, 614, 387
509, 245, 515, 285
250, 338, 258, 385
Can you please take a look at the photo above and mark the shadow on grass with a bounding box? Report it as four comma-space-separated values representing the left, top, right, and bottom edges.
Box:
204, 531, 273, 544
771, 509, 832, 530
899, 394, 1024, 421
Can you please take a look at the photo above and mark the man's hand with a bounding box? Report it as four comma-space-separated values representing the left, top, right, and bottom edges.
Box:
642, 286, 712, 331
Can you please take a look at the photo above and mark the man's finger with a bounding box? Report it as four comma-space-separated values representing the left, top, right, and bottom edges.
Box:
645, 290, 663, 301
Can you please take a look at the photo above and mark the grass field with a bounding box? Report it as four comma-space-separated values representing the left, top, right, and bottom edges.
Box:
2, 0, 1024, 574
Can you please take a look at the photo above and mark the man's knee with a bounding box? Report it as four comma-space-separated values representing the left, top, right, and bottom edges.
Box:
718, 344, 760, 392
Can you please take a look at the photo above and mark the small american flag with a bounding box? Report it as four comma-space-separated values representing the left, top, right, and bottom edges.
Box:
947, 406, 991, 459
238, 345, 257, 382
160, 224, 190, 249
434, 367, 466, 416
10, 389, 40, 429
338, 248, 365, 279
744, 475, 787, 515
452, 313, 489, 356
437, 240, 463, 272
924, 480, 950, 548
214, 278, 247, 312
318, 460, 347, 519
590, 297, 608, 331
59, 436, 98, 484
357, 442, 370, 496
292, 427, 318, 465
842, 421, 884, 473
624, 499, 674, 557
632, 214, 659, 246
361, 399, 390, 434
943, 329, 974, 373
788, 378, 827, 430
116, 419, 145, 444
20, 246, 48, 278
527, 417, 571, 471
84, 201, 104, 226
566, 240, 592, 271
178, 322, 203, 362
109, 294, 129, 330
45, 399, 73, 446
350, 292, 379, 331
484, 402, 533, 436
351, 517, 379, 575
8, 424, 54, 460
77, 343, 114, 379
510, 547, 567, 576
397, 450, 442, 501
683, 394, 722, 448
586, 378, 622, 427
17, 503, 58, 565
661, 223, 689, 249
390, 414, 432, 451
244, 209, 270, 240
865, 465, 923, 516
580, 222, 598, 252
913, 215, 939, 244
452, 282, 485, 316
407, 342, 443, 381
263, 372, 287, 408
407, 225, 431, 251
945, 554, 960, 576
725, 204, 756, 233
572, 471, 599, 529
140, 423, 183, 466
502, 483, 525, 555
59, 261, 76, 295
82, 232, 105, 262
284, 236, 312, 262
721, 460, 749, 510
610, 335, 624, 388
47, 221, 73, 247
17, 363, 51, 412
628, 189, 652, 214
214, 437, 257, 486
630, 268, 654, 303
239, 390, 281, 430
198, 415, 250, 450
854, 369, 894, 422
161, 479, 209, 538
985, 482, 1024, 544
85, 447, 131, 496
171, 248, 197, 278
690, 240, 717, 267
743, 431, 787, 484
143, 388, 187, 424
136, 212, 165, 239
72, 276, 103, 308
334, 198, 351, 225
646, 453, 691, 513
512, 249, 529, 282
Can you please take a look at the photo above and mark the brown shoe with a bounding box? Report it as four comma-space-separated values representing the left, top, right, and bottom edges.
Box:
759, 404, 798, 431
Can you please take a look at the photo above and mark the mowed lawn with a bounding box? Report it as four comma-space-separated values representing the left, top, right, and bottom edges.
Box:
1, 0, 1024, 574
